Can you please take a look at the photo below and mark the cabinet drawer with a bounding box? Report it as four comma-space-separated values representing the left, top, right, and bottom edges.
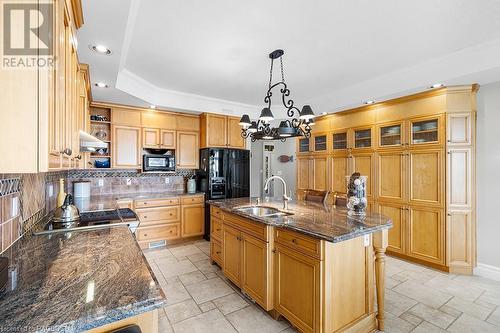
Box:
275, 228, 323, 260
211, 216, 223, 240
135, 197, 180, 208
136, 224, 180, 241
181, 196, 204, 205
211, 239, 223, 266
136, 206, 180, 224
224, 212, 268, 242
210, 206, 224, 219
116, 199, 133, 209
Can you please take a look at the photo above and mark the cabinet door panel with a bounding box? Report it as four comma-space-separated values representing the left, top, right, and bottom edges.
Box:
408, 207, 445, 264
143, 128, 160, 148
241, 234, 271, 310
160, 130, 176, 149
409, 149, 443, 206
351, 153, 373, 197
177, 131, 199, 169
227, 116, 245, 148
447, 211, 473, 272
297, 158, 311, 190
181, 204, 204, 237
331, 156, 349, 194
223, 224, 241, 286
312, 156, 328, 191
447, 148, 472, 209
274, 244, 320, 333
447, 113, 471, 146
377, 152, 405, 202
207, 114, 227, 147
378, 203, 405, 254
113, 126, 141, 168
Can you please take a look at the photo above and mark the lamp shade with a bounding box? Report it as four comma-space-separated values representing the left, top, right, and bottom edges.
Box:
299, 105, 315, 120
238, 114, 251, 127
259, 107, 274, 122
278, 121, 294, 137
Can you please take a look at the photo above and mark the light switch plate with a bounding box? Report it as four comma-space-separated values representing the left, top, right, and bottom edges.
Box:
12, 196, 19, 217
48, 184, 53, 197
98, 179, 104, 187
126, 178, 132, 186
165, 177, 170, 184
363, 234, 370, 247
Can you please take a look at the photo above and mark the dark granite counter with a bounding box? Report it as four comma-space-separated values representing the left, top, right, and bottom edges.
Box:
74, 191, 205, 212
0, 227, 165, 332
208, 197, 392, 243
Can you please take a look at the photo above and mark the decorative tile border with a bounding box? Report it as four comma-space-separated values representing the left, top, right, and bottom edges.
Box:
0, 178, 21, 197
68, 169, 196, 178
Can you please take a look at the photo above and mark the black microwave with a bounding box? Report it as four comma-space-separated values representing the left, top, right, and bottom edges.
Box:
143, 154, 175, 172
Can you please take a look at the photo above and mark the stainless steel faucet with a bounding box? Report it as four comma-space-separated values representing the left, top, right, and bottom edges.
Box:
264, 176, 291, 210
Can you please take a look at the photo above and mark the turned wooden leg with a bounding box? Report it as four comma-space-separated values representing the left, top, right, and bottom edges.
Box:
373, 229, 388, 331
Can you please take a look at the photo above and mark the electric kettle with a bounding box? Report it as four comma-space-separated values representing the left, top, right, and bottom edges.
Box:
53, 194, 80, 222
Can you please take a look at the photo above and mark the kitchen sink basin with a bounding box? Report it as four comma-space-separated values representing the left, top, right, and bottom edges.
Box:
236, 206, 294, 218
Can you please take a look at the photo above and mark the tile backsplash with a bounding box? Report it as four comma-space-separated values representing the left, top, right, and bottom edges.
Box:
67, 169, 196, 196
0, 172, 67, 253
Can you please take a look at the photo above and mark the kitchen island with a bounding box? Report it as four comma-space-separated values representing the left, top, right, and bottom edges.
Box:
0, 225, 165, 332
208, 197, 392, 333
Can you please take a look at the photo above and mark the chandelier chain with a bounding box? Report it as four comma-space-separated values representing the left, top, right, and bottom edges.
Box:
280, 57, 285, 83
269, 58, 274, 89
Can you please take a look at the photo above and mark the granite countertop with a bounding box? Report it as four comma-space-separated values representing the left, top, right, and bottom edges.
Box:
0, 227, 165, 332
74, 191, 205, 212
207, 197, 392, 243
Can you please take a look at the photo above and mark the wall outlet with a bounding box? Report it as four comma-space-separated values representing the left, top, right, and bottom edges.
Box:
98, 179, 104, 187
363, 234, 370, 247
12, 196, 19, 217
277, 170, 282, 176
165, 177, 170, 184
48, 184, 54, 197
126, 178, 132, 186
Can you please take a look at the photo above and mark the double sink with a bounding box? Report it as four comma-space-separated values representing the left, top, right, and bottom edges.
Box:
235, 206, 294, 219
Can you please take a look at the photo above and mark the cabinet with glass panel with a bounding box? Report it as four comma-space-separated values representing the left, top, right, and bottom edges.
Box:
352, 126, 374, 151
409, 115, 444, 147
312, 133, 328, 153
331, 130, 348, 154
297, 137, 311, 155
377, 121, 405, 149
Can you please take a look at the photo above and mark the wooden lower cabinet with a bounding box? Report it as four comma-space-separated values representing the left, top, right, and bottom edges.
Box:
181, 204, 205, 237
274, 243, 321, 333
223, 224, 242, 286
408, 206, 445, 265
377, 202, 406, 254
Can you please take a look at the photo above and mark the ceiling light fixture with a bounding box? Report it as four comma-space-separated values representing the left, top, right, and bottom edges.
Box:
89, 44, 112, 55
321, 112, 327, 115
95, 82, 108, 88
149, 105, 156, 109
365, 100, 374, 105
239, 50, 315, 142
431, 83, 444, 88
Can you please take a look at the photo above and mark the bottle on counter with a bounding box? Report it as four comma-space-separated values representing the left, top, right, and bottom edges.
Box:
57, 178, 67, 207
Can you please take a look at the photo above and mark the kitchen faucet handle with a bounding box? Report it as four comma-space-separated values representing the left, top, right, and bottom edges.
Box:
256, 198, 261, 206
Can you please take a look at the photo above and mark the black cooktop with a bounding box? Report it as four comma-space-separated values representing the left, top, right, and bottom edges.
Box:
42, 208, 139, 232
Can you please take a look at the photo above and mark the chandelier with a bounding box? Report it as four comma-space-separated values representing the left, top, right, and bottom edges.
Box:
239, 49, 315, 142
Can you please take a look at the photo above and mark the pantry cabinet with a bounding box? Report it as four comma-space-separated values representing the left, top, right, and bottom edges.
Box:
312, 155, 329, 192
330, 155, 349, 194
376, 151, 405, 202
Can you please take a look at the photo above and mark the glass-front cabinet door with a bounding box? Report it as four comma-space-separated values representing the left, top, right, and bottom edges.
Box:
332, 131, 348, 152
298, 137, 311, 154
353, 127, 372, 150
409, 115, 443, 146
313, 134, 327, 152
378, 122, 403, 148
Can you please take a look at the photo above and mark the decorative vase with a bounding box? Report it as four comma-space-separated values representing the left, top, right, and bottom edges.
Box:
345, 173, 368, 216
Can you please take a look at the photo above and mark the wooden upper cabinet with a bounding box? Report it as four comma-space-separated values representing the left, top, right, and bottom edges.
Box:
312, 156, 329, 192
112, 125, 141, 169
350, 153, 374, 197
351, 126, 374, 151
176, 114, 200, 131
297, 157, 311, 191
161, 130, 176, 149
377, 121, 405, 149
331, 155, 349, 194
227, 116, 246, 149
142, 128, 161, 148
177, 131, 199, 169
141, 111, 176, 130
112, 108, 141, 126
408, 114, 444, 147
201, 113, 227, 148
312, 133, 328, 153
447, 112, 472, 146
331, 131, 348, 153
297, 138, 311, 154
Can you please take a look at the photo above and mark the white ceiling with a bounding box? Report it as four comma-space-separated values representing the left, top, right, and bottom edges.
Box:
77, 0, 500, 117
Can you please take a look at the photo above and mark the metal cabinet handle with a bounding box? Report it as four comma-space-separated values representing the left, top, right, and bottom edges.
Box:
61, 148, 72, 156
143, 202, 148, 205
143, 215, 148, 218
272, 249, 276, 254
291, 239, 297, 243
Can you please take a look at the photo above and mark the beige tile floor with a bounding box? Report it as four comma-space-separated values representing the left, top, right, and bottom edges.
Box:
143, 240, 500, 333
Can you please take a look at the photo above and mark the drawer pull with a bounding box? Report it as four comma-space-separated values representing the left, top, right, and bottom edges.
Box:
144, 233, 148, 237
143, 215, 148, 218
272, 249, 276, 253
292, 239, 297, 243
216, 228, 221, 231
216, 251, 221, 255
169, 213, 173, 216
143, 202, 148, 205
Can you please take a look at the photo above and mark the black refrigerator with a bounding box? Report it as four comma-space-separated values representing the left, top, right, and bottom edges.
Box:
197, 148, 250, 240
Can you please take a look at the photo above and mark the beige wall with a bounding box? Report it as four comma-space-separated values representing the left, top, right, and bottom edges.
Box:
476, 81, 500, 271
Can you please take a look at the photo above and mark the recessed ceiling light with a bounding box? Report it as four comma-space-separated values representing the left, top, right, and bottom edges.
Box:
365, 100, 374, 105
95, 82, 108, 88
431, 83, 444, 88
321, 112, 327, 115
149, 105, 156, 109
89, 44, 112, 55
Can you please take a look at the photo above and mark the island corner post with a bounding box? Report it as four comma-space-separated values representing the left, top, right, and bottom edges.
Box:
373, 229, 389, 331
